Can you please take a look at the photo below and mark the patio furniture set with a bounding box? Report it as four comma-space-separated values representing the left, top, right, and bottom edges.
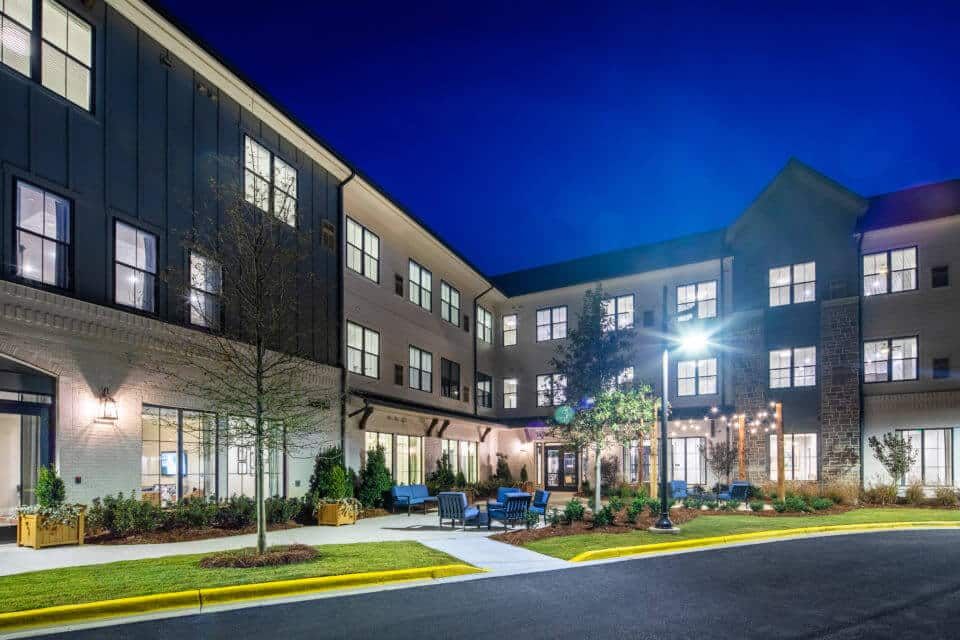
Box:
390, 484, 551, 530
670, 480, 752, 503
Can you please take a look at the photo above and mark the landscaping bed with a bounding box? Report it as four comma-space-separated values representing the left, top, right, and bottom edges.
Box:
0, 541, 463, 613
85, 521, 302, 545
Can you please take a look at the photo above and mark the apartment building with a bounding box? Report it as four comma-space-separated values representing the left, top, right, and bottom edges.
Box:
1, 1, 958, 543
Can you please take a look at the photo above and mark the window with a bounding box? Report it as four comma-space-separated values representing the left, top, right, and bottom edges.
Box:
442, 439, 478, 483
346, 322, 379, 378
141, 406, 216, 507
345, 217, 379, 282
477, 373, 492, 408
477, 306, 493, 343
677, 358, 717, 396
932, 266, 949, 288
408, 260, 432, 311
864, 337, 918, 383
769, 347, 816, 388
39, 0, 92, 110
15, 181, 70, 289
864, 248, 917, 296
899, 429, 952, 486
189, 252, 222, 329
244, 136, 297, 226
602, 294, 635, 331
394, 435, 423, 485
503, 378, 517, 409
115, 221, 157, 312
440, 282, 460, 326
677, 281, 717, 321
1, 0, 32, 77
933, 358, 950, 380
364, 432, 393, 475
224, 418, 282, 499
503, 314, 517, 346
669, 437, 705, 485
320, 220, 336, 252
441, 358, 460, 399
536, 306, 567, 341
769, 261, 815, 307
409, 346, 432, 392
769, 433, 817, 481
537, 374, 567, 407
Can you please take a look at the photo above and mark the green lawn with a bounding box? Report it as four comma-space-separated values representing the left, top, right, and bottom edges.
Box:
0, 541, 462, 613
526, 508, 960, 560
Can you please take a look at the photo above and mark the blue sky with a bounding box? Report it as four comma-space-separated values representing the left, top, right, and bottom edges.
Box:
158, 0, 960, 274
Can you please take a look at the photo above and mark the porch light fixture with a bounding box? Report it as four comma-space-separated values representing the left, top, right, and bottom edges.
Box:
98, 387, 118, 422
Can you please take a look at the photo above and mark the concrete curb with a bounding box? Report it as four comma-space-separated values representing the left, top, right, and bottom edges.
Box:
568, 521, 960, 562
0, 564, 483, 633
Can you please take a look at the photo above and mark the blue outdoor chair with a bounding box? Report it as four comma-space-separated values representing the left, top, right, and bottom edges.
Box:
487, 487, 520, 510
438, 492, 480, 530
719, 481, 751, 502
670, 480, 689, 500
487, 493, 531, 530
528, 490, 551, 524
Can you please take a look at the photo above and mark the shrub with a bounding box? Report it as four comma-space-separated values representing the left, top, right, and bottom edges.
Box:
165, 496, 217, 529
749, 501, 764, 512
90, 493, 164, 537
216, 495, 256, 529
36, 465, 67, 508
862, 483, 898, 506
682, 497, 702, 510
593, 505, 615, 527
494, 453, 513, 483
564, 498, 585, 522
325, 466, 354, 501
549, 508, 561, 526
307, 446, 343, 499
358, 445, 394, 508
524, 510, 540, 529
726, 500, 742, 511
427, 453, 455, 494
520, 464, 529, 483
935, 487, 958, 507
905, 481, 925, 506
199, 544, 317, 569
265, 496, 301, 524
647, 498, 662, 516
810, 497, 834, 511
295, 492, 319, 525
608, 496, 625, 512
630, 497, 646, 513
470, 480, 499, 499
703, 500, 718, 510
772, 499, 787, 513
625, 503, 641, 523
786, 481, 819, 501
821, 480, 860, 506
455, 471, 467, 488
784, 495, 809, 512
747, 485, 765, 500
620, 484, 639, 500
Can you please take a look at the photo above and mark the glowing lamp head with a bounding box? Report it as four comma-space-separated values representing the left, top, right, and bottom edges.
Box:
678, 330, 710, 354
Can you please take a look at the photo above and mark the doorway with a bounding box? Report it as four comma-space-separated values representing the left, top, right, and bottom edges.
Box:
544, 445, 578, 491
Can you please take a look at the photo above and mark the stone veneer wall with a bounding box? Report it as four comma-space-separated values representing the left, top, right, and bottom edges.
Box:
727, 311, 770, 483
819, 297, 861, 481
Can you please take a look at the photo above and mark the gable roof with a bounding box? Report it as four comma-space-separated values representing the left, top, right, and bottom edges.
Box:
490, 228, 728, 297
859, 179, 960, 232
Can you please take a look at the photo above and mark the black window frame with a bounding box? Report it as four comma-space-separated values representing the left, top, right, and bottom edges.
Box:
863, 246, 918, 297
536, 305, 567, 342
12, 178, 73, 292
476, 372, 493, 408
503, 378, 517, 409
113, 219, 158, 315
768, 346, 817, 389
536, 373, 567, 407
676, 281, 717, 322
408, 345, 432, 392
602, 293, 635, 331
476, 305, 493, 343
440, 281, 461, 326
408, 260, 432, 312
863, 336, 919, 383
345, 216, 379, 283
346, 321, 380, 379
440, 358, 461, 400
502, 314, 518, 346
769, 261, 816, 307
187, 250, 223, 331
677, 357, 718, 397
243, 135, 298, 227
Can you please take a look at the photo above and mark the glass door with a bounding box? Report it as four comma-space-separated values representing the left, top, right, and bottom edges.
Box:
545, 446, 578, 491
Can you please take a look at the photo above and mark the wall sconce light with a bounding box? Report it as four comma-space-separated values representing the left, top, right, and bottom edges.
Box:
97, 387, 118, 422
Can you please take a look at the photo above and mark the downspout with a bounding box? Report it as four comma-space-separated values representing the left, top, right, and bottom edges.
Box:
337, 171, 357, 457
473, 285, 494, 417
855, 232, 865, 489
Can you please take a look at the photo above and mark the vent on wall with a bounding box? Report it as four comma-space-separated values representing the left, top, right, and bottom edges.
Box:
320, 221, 336, 252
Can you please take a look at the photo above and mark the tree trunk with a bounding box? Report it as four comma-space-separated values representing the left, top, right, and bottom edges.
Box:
594, 443, 602, 513
255, 411, 266, 555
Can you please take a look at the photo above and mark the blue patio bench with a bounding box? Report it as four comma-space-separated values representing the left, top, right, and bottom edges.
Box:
438, 492, 481, 530
528, 490, 551, 525
487, 486, 522, 510
719, 481, 751, 502
670, 480, 689, 500
391, 484, 438, 515
487, 493, 531, 530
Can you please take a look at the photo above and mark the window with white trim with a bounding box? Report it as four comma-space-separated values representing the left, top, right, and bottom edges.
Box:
345, 217, 379, 282
503, 314, 517, 346
477, 306, 493, 343
864, 337, 918, 383
503, 378, 517, 409
536, 306, 567, 341
346, 322, 379, 378
677, 281, 717, 321
677, 358, 717, 396
440, 282, 460, 326
244, 136, 297, 226
769, 347, 816, 388
115, 221, 157, 312
669, 437, 705, 485
769, 433, 818, 481
408, 260, 432, 311
863, 247, 917, 296
537, 374, 567, 407
409, 346, 432, 392
769, 261, 815, 307
602, 294, 634, 331
15, 181, 70, 289
189, 252, 222, 329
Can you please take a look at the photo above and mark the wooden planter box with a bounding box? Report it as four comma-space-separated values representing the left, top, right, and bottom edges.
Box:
317, 503, 357, 527
17, 511, 85, 550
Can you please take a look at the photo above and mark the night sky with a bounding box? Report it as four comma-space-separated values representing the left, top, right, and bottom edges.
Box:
157, 0, 960, 275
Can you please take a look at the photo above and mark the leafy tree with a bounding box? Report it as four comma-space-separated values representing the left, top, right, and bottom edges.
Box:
36, 465, 66, 508
494, 453, 513, 483
325, 465, 354, 501
708, 440, 738, 489
308, 446, 344, 499
868, 432, 917, 485
358, 445, 394, 507
428, 452, 456, 492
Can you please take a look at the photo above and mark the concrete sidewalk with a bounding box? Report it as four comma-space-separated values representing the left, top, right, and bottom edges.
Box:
0, 512, 567, 577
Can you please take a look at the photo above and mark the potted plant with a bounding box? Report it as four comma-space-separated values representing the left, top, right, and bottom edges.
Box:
17, 466, 86, 549
316, 465, 360, 526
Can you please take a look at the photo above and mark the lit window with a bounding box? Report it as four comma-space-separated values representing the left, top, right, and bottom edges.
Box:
41, 0, 91, 110
503, 378, 517, 409
677, 281, 717, 321
536, 306, 567, 342
189, 252, 222, 329
669, 437, 705, 485
140, 406, 216, 507
365, 432, 393, 475
440, 282, 460, 326
602, 294, 635, 331
347, 322, 379, 379
408, 260, 432, 311
392, 434, 423, 485
769, 433, 817, 481
477, 306, 493, 343
409, 346, 432, 392
441, 439, 478, 482
1, 0, 32, 77
769, 347, 816, 388
898, 429, 951, 486
864, 337, 918, 383
15, 181, 70, 289
345, 217, 379, 282
441, 358, 461, 399
243, 136, 297, 226
477, 373, 492, 408
115, 221, 157, 312
537, 374, 567, 407
863, 247, 917, 296
503, 314, 517, 346
769, 262, 815, 307
678, 358, 717, 396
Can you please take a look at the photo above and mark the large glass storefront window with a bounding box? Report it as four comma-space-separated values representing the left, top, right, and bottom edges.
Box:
365, 432, 424, 485
899, 429, 952, 486
441, 439, 478, 483
141, 406, 217, 506
224, 417, 282, 499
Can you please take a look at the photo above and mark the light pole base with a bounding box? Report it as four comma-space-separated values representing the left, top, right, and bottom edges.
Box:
647, 525, 681, 534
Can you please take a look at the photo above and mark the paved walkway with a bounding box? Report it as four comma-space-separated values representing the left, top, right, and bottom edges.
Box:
0, 512, 566, 577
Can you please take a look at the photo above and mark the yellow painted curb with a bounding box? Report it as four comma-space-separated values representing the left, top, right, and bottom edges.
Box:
0, 564, 484, 633
568, 521, 960, 563
0, 590, 200, 633
199, 564, 484, 606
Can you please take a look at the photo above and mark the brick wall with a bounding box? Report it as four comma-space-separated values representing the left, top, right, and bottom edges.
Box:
819, 297, 861, 480
727, 311, 770, 482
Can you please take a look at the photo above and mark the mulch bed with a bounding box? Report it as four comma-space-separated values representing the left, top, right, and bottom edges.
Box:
491, 508, 702, 546
199, 544, 318, 569
85, 522, 303, 545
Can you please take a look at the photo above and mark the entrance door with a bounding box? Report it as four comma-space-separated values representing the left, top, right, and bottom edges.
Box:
545, 446, 578, 491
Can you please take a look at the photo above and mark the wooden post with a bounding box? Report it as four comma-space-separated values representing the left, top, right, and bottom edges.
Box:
775, 402, 785, 501
737, 415, 746, 481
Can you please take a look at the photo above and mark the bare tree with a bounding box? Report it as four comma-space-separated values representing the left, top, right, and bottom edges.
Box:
138, 176, 338, 554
